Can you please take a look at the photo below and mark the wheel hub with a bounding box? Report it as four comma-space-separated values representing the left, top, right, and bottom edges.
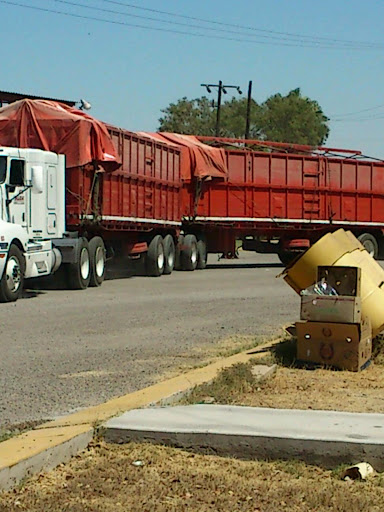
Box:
95, 246, 105, 277
6, 257, 21, 293
80, 248, 90, 280
158, 246, 165, 270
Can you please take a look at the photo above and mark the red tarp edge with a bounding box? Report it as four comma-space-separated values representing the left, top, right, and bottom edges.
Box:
138, 132, 228, 179
0, 99, 120, 170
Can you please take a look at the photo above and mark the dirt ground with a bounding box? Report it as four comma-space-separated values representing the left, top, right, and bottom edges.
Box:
1, 441, 384, 512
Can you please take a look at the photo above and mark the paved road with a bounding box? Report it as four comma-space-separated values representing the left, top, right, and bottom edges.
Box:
0, 252, 297, 427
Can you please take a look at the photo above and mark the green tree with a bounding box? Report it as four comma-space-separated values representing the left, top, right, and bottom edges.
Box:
219, 96, 261, 139
158, 88, 329, 146
158, 96, 260, 137
158, 96, 215, 135
258, 88, 329, 145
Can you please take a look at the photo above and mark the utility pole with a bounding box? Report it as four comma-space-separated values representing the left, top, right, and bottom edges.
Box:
201, 81, 242, 137
245, 81, 253, 140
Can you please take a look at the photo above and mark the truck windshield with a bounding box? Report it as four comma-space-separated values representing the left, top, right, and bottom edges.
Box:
0, 156, 6, 184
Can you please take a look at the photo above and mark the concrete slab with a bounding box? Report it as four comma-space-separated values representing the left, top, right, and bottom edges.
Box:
251, 364, 277, 381
103, 405, 384, 470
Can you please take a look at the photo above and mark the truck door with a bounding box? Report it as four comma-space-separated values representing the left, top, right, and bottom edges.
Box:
7, 158, 30, 230
47, 165, 58, 235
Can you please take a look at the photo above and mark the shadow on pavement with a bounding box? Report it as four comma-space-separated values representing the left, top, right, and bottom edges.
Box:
207, 262, 284, 270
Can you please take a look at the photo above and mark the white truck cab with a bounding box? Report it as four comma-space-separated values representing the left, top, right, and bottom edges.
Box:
0, 147, 68, 301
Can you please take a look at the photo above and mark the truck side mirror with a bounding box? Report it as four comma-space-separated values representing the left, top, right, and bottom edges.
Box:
24, 165, 32, 185
31, 166, 44, 194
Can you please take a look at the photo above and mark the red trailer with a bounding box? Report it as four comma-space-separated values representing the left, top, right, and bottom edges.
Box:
1, 98, 384, 301
183, 137, 384, 263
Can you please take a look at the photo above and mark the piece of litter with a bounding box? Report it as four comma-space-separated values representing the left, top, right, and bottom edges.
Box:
201, 396, 215, 404
132, 460, 144, 467
342, 462, 375, 480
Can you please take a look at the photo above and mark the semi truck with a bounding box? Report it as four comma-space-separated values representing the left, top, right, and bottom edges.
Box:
1, 98, 384, 303
0, 99, 220, 302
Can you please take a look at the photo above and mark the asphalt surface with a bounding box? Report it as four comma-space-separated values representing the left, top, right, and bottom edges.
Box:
0, 252, 297, 427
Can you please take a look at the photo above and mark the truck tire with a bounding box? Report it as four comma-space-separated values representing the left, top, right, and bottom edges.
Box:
66, 238, 91, 290
278, 250, 297, 267
163, 234, 175, 275
174, 234, 184, 271
0, 244, 25, 302
146, 235, 165, 277
89, 236, 106, 287
358, 233, 379, 259
196, 239, 207, 269
181, 234, 198, 271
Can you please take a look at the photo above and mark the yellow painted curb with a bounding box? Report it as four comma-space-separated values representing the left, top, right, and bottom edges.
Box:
0, 424, 92, 470
0, 336, 282, 489
40, 338, 282, 429
0, 425, 93, 491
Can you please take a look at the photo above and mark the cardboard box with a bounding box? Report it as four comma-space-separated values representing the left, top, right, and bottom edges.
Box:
296, 318, 372, 371
317, 266, 361, 296
300, 295, 362, 323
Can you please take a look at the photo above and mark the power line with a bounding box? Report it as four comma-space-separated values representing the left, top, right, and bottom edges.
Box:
53, 0, 378, 48
331, 103, 384, 118
332, 115, 384, 123
0, 0, 382, 51
103, 0, 384, 49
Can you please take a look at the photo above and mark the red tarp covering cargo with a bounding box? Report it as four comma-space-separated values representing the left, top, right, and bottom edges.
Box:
0, 99, 119, 170
138, 132, 228, 179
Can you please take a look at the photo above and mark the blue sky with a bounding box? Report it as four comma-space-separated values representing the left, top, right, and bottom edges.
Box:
1, 0, 384, 156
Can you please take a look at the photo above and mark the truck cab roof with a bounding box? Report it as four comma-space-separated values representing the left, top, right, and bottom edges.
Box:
0, 146, 60, 164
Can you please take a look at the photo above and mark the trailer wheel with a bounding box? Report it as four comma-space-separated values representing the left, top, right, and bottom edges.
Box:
0, 244, 25, 302
89, 236, 106, 287
278, 250, 297, 267
174, 235, 184, 271
66, 238, 91, 290
196, 239, 207, 269
163, 235, 175, 275
181, 234, 198, 271
358, 233, 379, 259
146, 235, 165, 277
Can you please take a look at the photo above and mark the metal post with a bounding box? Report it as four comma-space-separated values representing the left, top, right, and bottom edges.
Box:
245, 81, 252, 140
215, 81, 223, 137
201, 81, 242, 137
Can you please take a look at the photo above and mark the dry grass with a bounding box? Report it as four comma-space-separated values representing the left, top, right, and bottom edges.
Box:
183, 337, 384, 413
1, 335, 384, 510
1, 441, 384, 512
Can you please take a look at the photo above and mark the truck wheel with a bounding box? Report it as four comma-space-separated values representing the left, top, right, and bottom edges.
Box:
0, 244, 25, 302
89, 236, 106, 287
181, 234, 198, 271
278, 250, 297, 267
196, 239, 207, 269
146, 235, 165, 277
163, 235, 175, 275
66, 238, 91, 289
358, 233, 379, 259
174, 235, 184, 271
